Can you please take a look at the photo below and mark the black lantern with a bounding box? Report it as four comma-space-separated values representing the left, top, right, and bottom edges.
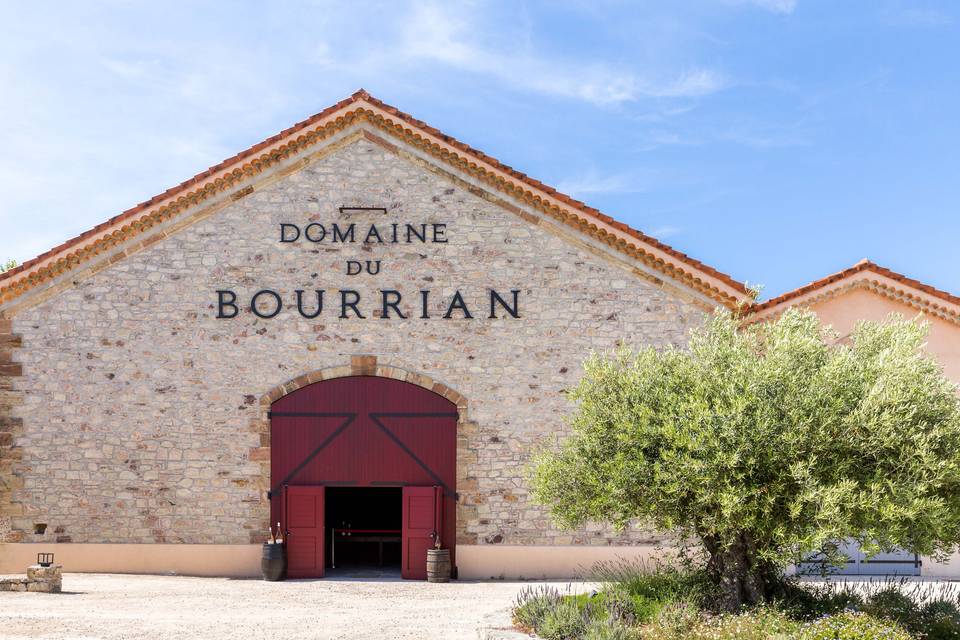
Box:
37, 552, 54, 567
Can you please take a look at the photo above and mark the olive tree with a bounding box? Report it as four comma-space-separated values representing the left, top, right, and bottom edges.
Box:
531, 309, 960, 610
1, 259, 15, 273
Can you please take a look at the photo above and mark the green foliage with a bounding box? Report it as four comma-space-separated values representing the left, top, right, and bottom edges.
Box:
583, 615, 636, 640
1, 258, 16, 273
797, 611, 912, 640
684, 607, 799, 640
919, 600, 960, 640
512, 563, 960, 639
599, 588, 643, 626
537, 595, 592, 640
856, 586, 960, 639
638, 605, 798, 640
532, 308, 960, 603
779, 579, 960, 639
643, 601, 702, 638
513, 585, 563, 632
774, 579, 864, 620
591, 559, 717, 611
862, 588, 921, 631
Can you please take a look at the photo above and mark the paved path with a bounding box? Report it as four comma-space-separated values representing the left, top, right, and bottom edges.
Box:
0, 573, 584, 639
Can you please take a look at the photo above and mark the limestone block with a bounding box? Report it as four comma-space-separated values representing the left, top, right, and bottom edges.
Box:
27, 564, 62, 584
0, 577, 29, 591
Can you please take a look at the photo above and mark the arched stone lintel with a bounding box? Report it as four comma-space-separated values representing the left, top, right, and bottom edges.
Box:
256, 355, 468, 411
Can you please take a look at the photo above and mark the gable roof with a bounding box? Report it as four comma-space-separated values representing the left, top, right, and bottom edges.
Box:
0, 90, 750, 310
748, 259, 960, 325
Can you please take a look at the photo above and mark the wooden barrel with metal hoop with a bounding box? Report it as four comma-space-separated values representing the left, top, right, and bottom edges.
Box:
261, 543, 286, 581
426, 548, 451, 583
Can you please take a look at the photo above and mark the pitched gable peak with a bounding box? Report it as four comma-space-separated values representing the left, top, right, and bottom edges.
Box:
0, 91, 750, 310
749, 259, 960, 325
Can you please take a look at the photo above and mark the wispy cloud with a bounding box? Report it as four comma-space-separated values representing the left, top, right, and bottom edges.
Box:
326, 2, 727, 106
716, 127, 811, 148
0, 1, 734, 264
556, 170, 655, 197
637, 118, 811, 151
647, 225, 683, 239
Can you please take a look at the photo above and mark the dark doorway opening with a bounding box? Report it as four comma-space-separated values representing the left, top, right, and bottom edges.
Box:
325, 487, 402, 574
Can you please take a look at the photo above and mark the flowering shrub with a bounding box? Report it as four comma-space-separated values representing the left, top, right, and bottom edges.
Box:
669, 607, 797, 640
797, 612, 911, 640
512, 563, 960, 639
513, 585, 563, 632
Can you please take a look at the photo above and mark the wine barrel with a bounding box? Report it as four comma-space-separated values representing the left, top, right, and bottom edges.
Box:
261, 543, 286, 581
426, 548, 451, 583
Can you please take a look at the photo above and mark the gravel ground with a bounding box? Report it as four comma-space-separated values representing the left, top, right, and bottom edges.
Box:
0, 573, 588, 640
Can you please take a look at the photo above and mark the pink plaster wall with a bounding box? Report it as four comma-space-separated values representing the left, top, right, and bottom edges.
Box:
805, 288, 960, 384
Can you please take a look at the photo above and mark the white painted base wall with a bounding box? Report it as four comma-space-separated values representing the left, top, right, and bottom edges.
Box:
0, 543, 261, 577
921, 554, 960, 578
3, 543, 957, 580
0, 543, 670, 579
455, 545, 670, 580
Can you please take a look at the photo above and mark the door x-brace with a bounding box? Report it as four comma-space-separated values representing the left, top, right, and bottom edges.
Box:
267, 410, 459, 498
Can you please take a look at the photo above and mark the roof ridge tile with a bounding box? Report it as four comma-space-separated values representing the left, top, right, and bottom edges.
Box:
751, 260, 960, 314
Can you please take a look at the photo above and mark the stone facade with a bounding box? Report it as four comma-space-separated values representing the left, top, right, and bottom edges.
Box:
0, 133, 706, 549
0, 318, 24, 541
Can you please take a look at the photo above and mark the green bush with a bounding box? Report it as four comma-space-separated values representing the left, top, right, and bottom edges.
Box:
512, 566, 960, 639
797, 611, 912, 640
862, 587, 920, 629
642, 601, 702, 638
919, 599, 960, 640
591, 559, 720, 615
595, 587, 641, 625
538, 596, 592, 640
687, 607, 798, 640
583, 615, 636, 640
592, 560, 712, 601
774, 580, 864, 620
640, 606, 797, 640
513, 585, 563, 632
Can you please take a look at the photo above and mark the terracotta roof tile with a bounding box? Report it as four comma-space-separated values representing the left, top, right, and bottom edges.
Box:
751, 259, 960, 313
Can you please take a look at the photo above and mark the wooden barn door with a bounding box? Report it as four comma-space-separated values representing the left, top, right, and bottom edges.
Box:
285, 486, 325, 578
401, 486, 441, 580
271, 376, 458, 580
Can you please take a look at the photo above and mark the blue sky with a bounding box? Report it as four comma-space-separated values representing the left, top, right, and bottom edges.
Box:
2, 0, 958, 299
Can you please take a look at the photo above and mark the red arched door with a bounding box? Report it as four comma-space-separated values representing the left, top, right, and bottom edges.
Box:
269, 376, 458, 579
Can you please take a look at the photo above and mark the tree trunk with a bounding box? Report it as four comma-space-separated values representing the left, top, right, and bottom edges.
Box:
701, 532, 769, 611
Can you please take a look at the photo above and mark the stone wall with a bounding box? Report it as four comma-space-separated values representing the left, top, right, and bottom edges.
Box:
1, 135, 706, 548
0, 319, 24, 542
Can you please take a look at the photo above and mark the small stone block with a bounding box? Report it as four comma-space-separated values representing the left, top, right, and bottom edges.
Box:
27, 564, 62, 580
0, 578, 28, 591
350, 355, 377, 375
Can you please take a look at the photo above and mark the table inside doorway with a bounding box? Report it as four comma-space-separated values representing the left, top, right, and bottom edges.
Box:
331, 529, 401, 568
